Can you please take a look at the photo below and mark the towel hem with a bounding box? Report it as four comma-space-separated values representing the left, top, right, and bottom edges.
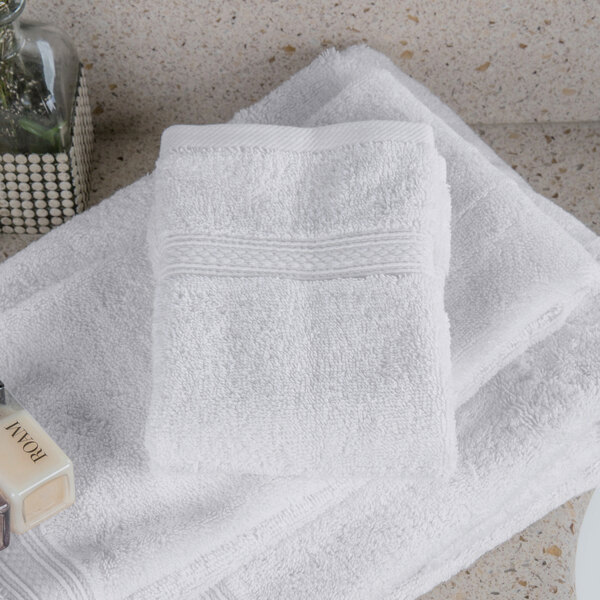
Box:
159, 121, 434, 157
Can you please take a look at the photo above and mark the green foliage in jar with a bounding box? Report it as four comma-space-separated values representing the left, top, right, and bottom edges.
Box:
0, 0, 78, 154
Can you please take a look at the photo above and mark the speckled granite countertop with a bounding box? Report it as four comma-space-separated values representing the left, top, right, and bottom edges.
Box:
2, 1, 599, 597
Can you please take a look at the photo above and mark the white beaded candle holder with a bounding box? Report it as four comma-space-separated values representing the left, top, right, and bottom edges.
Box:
0, 65, 93, 234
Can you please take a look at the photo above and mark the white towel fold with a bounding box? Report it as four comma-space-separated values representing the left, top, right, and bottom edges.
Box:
0, 45, 599, 600
148, 121, 454, 477
233, 48, 600, 403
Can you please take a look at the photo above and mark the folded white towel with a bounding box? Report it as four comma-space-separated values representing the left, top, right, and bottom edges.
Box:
148, 121, 454, 477
1, 46, 599, 600
233, 49, 600, 404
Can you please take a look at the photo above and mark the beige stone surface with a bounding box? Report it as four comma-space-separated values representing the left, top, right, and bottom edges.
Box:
27, 0, 600, 128
1, 1, 599, 597
420, 493, 592, 600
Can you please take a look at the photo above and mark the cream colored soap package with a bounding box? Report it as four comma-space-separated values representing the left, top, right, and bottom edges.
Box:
0, 382, 74, 538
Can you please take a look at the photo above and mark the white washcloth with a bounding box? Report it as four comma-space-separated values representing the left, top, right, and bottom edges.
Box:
0, 46, 599, 600
148, 121, 454, 477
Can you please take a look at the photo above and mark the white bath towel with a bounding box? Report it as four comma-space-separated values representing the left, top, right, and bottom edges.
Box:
0, 45, 599, 600
0, 178, 599, 600
148, 121, 454, 477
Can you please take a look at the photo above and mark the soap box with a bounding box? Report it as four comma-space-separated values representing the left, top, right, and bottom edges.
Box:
0, 64, 94, 234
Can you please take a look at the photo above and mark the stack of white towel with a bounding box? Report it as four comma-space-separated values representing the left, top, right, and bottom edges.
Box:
1, 45, 600, 600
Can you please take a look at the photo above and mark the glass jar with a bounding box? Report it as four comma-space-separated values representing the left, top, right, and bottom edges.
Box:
0, 0, 80, 154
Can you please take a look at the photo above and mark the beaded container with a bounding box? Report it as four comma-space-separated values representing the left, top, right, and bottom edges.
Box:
0, 65, 93, 234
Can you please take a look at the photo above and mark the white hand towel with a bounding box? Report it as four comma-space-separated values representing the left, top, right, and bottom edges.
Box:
148, 121, 454, 477
233, 48, 600, 403
1, 45, 600, 600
